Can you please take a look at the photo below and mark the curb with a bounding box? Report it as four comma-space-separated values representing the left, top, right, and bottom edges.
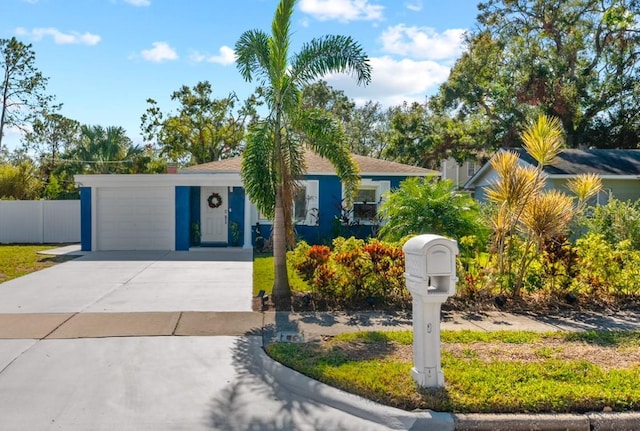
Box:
254, 338, 455, 430
453, 412, 640, 431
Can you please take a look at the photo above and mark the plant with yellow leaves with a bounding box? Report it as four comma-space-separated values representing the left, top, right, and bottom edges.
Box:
486, 115, 601, 296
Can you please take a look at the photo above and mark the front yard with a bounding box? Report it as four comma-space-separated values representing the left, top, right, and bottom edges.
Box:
0, 244, 73, 283
267, 330, 640, 414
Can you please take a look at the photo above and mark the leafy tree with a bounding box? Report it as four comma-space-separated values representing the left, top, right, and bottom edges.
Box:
23, 112, 80, 173
378, 177, 487, 243
302, 81, 389, 157
0, 37, 58, 149
431, 0, 640, 154
0, 160, 42, 199
235, 0, 371, 307
141, 81, 251, 165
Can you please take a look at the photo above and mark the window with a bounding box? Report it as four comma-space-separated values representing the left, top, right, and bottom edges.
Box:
345, 179, 390, 224
353, 187, 378, 222
255, 180, 318, 225
298, 180, 319, 225
293, 187, 308, 223
585, 188, 611, 207
467, 161, 477, 177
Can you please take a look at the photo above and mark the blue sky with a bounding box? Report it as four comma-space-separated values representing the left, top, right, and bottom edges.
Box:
2, 0, 479, 150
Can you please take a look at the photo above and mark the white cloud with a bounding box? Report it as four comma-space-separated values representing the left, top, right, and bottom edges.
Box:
141, 42, 178, 62
15, 27, 101, 45
380, 24, 466, 61
405, 0, 423, 12
123, 0, 150, 6
325, 56, 451, 107
190, 46, 236, 66
299, 0, 384, 22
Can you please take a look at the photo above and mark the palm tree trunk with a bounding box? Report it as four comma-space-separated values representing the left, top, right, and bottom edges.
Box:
272, 185, 291, 309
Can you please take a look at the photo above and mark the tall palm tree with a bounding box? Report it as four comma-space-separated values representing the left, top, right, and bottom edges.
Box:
235, 0, 371, 308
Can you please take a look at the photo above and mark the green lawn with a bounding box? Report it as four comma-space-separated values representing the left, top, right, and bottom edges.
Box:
267, 329, 640, 414
252, 254, 310, 296
0, 244, 73, 283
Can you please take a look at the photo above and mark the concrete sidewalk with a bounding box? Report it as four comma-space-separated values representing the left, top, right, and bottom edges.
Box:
2, 308, 639, 340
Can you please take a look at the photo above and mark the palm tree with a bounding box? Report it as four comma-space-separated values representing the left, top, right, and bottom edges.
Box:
71, 125, 141, 174
235, 0, 371, 308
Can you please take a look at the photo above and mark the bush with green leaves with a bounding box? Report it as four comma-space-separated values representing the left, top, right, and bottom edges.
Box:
378, 177, 488, 250
288, 237, 408, 307
576, 198, 640, 250
572, 233, 640, 297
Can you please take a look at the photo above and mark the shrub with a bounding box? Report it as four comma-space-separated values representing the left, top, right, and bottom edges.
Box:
576, 198, 640, 250
290, 237, 408, 307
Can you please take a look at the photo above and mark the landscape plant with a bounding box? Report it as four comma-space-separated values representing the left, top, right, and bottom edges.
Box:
485, 115, 601, 296
234, 0, 371, 307
378, 177, 488, 246
288, 237, 407, 308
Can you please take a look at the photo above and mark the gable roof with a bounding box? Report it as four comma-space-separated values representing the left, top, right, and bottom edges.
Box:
465, 148, 640, 189
511, 148, 640, 176
182, 150, 439, 177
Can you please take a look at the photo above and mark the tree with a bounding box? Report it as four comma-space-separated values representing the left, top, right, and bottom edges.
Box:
301, 81, 389, 157
68, 125, 142, 174
141, 81, 251, 166
378, 177, 487, 243
431, 0, 640, 153
23, 112, 80, 174
0, 160, 42, 199
235, 0, 371, 307
1, 37, 58, 149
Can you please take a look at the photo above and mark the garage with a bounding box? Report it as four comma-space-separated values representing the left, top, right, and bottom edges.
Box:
95, 186, 174, 251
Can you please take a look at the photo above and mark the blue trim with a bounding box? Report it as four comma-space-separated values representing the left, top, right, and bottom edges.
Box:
228, 187, 244, 247
175, 186, 190, 250
80, 187, 92, 251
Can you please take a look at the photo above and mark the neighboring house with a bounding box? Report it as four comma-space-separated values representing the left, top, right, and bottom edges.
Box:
464, 148, 640, 205
74, 151, 438, 251
440, 158, 481, 189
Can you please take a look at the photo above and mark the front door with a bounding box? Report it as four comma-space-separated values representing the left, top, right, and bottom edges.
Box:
201, 187, 228, 243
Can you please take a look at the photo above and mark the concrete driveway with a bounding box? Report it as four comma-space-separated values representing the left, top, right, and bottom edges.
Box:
0, 249, 253, 313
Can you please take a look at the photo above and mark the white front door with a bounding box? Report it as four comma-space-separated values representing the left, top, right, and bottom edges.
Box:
201, 187, 228, 243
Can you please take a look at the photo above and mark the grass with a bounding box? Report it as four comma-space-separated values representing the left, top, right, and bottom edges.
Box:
0, 244, 74, 284
252, 253, 310, 296
266, 329, 640, 413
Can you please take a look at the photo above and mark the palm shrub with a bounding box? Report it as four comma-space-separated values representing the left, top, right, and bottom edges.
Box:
378, 177, 488, 247
485, 115, 602, 296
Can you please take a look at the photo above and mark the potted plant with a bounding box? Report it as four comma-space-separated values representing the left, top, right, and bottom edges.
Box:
191, 222, 201, 246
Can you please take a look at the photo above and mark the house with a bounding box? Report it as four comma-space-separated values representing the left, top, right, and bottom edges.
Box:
74, 151, 438, 251
440, 157, 481, 189
464, 148, 640, 204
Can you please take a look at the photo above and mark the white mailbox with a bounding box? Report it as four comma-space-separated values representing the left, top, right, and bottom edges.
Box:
403, 234, 458, 388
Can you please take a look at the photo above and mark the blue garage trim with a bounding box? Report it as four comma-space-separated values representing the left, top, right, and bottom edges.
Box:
80, 187, 92, 251
175, 186, 190, 250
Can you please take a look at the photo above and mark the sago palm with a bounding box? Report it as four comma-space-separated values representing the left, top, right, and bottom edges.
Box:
235, 0, 371, 308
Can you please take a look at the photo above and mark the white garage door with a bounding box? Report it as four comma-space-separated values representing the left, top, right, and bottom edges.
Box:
96, 187, 174, 251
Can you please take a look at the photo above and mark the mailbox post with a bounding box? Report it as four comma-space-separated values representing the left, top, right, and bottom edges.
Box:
403, 234, 458, 388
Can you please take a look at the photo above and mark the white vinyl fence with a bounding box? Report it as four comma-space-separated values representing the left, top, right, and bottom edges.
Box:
0, 200, 80, 244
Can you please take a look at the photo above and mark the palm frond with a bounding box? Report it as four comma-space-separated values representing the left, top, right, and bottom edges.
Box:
234, 30, 271, 84
566, 173, 602, 203
296, 108, 360, 205
521, 115, 564, 167
241, 121, 276, 219
290, 35, 372, 86
519, 190, 574, 242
